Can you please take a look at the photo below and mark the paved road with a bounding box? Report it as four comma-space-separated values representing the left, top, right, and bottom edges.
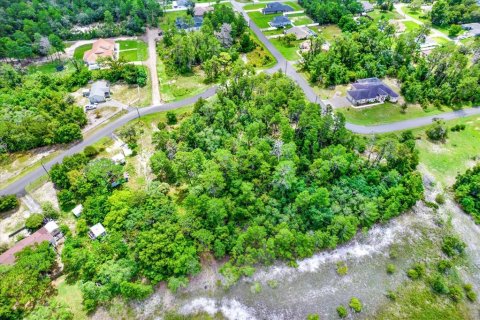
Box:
0, 87, 217, 196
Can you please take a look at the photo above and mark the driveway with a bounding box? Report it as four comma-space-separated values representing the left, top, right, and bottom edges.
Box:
146, 28, 162, 105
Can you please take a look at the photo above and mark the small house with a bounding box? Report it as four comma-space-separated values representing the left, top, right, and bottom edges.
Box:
262, 2, 294, 14
72, 204, 83, 218
89, 80, 110, 104
361, 1, 374, 12
270, 16, 292, 28
347, 78, 399, 106
194, 6, 214, 17
285, 26, 317, 40
88, 223, 107, 240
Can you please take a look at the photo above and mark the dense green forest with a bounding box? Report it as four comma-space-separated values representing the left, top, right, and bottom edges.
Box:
303, 19, 480, 106
0, 59, 147, 153
0, 0, 162, 59
44, 69, 424, 311
160, 5, 256, 81
430, 0, 480, 26
454, 165, 480, 223
299, 0, 363, 24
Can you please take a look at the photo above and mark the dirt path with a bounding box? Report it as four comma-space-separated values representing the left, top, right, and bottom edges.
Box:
146, 28, 161, 106
21, 194, 41, 214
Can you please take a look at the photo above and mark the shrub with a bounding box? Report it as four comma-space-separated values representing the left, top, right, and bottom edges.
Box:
437, 259, 453, 274
83, 146, 99, 158
349, 297, 362, 312
464, 284, 477, 302
435, 193, 445, 205
431, 274, 449, 294
166, 111, 177, 125
267, 280, 278, 289
167, 277, 188, 293
157, 121, 166, 130
386, 263, 396, 274
336, 262, 348, 276
42, 202, 59, 220
407, 262, 426, 280
336, 305, 347, 318
386, 290, 397, 301
451, 124, 466, 132
407, 269, 419, 279
448, 25, 463, 37
250, 282, 262, 294
306, 314, 319, 320
426, 120, 448, 142
442, 235, 466, 257
0, 195, 19, 212
448, 284, 463, 302
25, 213, 44, 231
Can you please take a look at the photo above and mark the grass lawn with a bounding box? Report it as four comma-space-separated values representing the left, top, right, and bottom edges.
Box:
291, 15, 313, 26
110, 66, 152, 107
403, 20, 421, 32
412, 114, 480, 186
244, 3, 266, 10
338, 103, 456, 126
118, 40, 148, 62
160, 11, 188, 30
432, 37, 451, 45
157, 58, 209, 102
405, 9, 430, 23
270, 38, 302, 61
27, 60, 73, 74
248, 11, 281, 28
284, 1, 303, 11
264, 28, 286, 36
73, 43, 93, 60
368, 9, 402, 22
54, 277, 88, 320
313, 24, 342, 42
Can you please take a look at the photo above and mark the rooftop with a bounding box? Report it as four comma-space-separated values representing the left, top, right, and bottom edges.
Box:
271, 15, 291, 26
72, 204, 83, 217
348, 78, 399, 101
0, 227, 53, 265
361, 1, 374, 11
89, 223, 106, 239
83, 39, 116, 64
286, 26, 316, 39
263, 2, 294, 13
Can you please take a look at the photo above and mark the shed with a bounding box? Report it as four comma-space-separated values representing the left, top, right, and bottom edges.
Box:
89, 80, 110, 104
271, 16, 292, 28
72, 204, 83, 218
89, 223, 107, 240
44, 221, 60, 236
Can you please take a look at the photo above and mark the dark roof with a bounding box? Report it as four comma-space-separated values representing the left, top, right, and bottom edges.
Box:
348, 78, 399, 100
175, 17, 203, 30
271, 15, 291, 27
177, 0, 192, 7
0, 227, 53, 265
262, 2, 294, 13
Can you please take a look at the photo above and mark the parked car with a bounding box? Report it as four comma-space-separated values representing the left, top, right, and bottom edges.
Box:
85, 104, 97, 111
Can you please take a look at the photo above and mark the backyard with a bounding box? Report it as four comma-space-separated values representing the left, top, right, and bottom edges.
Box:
310, 24, 342, 42
118, 40, 148, 62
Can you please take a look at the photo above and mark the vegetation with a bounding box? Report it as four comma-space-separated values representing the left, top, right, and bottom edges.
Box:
299, 0, 362, 25
0, 0, 162, 59
25, 213, 44, 231
454, 165, 480, 223
349, 297, 362, 312
0, 195, 19, 213
430, 0, 479, 27
336, 305, 348, 318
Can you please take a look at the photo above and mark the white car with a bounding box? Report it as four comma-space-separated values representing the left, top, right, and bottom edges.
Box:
85, 104, 97, 111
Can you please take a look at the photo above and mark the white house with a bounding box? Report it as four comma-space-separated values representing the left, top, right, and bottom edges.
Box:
72, 204, 83, 218
89, 223, 107, 240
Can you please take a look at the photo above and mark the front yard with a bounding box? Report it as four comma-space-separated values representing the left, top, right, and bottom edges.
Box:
248, 11, 281, 28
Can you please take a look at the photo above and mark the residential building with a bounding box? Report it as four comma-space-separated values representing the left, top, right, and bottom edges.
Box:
83, 39, 117, 70
285, 26, 317, 40
88, 80, 110, 104
347, 78, 399, 105
262, 2, 294, 14
173, 0, 192, 8
270, 16, 292, 28
89, 223, 107, 240
72, 204, 83, 218
194, 6, 214, 17
360, 1, 374, 12
175, 17, 203, 31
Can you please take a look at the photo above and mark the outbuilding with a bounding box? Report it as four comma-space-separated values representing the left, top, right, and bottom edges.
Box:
89, 223, 107, 240
72, 204, 83, 218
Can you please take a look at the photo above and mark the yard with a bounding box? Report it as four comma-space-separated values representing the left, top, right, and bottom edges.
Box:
118, 40, 148, 62
432, 37, 451, 45
270, 38, 302, 61
367, 9, 402, 22
290, 15, 314, 26
27, 60, 73, 75
159, 10, 188, 30
248, 11, 281, 28
73, 43, 93, 60
54, 277, 88, 320
244, 3, 266, 10
246, 30, 277, 68
284, 1, 303, 11
311, 24, 342, 42
403, 20, 421, 32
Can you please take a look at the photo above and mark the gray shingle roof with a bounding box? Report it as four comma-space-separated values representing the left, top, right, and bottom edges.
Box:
262, 2, 294, 14
348, 78, 398, 100
271, 15, 291, 27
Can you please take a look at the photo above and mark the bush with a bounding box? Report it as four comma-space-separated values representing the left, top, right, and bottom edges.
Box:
386, 290, 397, 301
166, 111, 177, 125
157, 121, 166, 130
336, 262, 348, 276
336, 305, 347, 318
449, 284, 463, 302
442, 235, 466, 257
267, 280, 278, 289
0, 195, 19, 212
426, 120, 448, 142
448, 25, 463, 37
25, 213, 44, 231
306, 314, 319, 320
435, 193, 445, 205
167, 277, 188, 293
349, 297, 362, 312
83, 146, 99, 158
464, 284, 477, 302
250, 282, 262, 294
451, 124, 466, 132
42, 202, 59, 220
386, 263, 396, 274
437, 259, 453, 274
431, 274, 449, 294
407, 269, 419, 279
407, 262, 426, 280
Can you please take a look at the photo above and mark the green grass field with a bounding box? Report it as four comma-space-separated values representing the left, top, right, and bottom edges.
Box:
368, 9, 402, 22
27, 60, 72, 74
73, 43, 93, 60
432, 37, 451, 44
413, 114, 480, 186
264, 28, 287, 36
338, 103, 455, 126
118, 40, 148, 61
403, 20, 421, 32
248, 11, 281, 28
284, 1, 303, 11
244, 3, 266, 10
270, 38, 302, 61
291, 15, 313, 26
54, 277, 88, 320
311, 25, 342, 42
160, 10, 188, 29
246, 29, 277, 68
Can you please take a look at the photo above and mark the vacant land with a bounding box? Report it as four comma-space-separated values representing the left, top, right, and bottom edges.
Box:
291, 15, 314, 26
270, 38, 302, 61
248, 11, 281, 28
118, 40, 148, 61
244, 3, 266, 10
311, 24, 342, 42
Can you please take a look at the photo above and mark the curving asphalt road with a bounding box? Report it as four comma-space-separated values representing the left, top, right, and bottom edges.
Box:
1, 2, 480, 196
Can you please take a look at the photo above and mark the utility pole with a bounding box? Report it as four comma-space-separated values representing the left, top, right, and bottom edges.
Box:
40, 157, 50, 177
284, 60, 287, 74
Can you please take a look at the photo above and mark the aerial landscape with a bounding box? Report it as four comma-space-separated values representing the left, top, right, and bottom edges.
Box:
0, 0, 479, 319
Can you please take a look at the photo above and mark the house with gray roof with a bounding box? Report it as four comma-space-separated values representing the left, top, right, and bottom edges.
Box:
270, 16, 292, 28
262, 2, 294, 14
89, 80, 110, 104
347, 78, 399, 105
361, 1, 374, 12
285, 26, 317, 40
176, 17, 203, 31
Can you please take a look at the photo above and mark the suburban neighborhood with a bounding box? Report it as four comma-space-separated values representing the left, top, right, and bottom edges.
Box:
0, 0, 479, 319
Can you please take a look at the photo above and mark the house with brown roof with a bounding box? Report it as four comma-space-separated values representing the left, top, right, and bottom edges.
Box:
83, 39, 118, 70
194, 6, 214, 17
0, 227, 54, 265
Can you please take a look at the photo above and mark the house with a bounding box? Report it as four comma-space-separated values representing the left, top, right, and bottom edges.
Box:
285, 26, 317, 40
0, 226, 57, 265
172, 0, 192, 8
88, 80, 110, 104
175, 17, 203, 31
194, 6, 214, 17
270, 16, 292, 28
262, 2, 294, 14
89, 223, 107, 240
72, 204, 83, 218
83, 39, 117, 70
461, 23, 480, 37
347, 78, 399, 106
361, 1, 374, 12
